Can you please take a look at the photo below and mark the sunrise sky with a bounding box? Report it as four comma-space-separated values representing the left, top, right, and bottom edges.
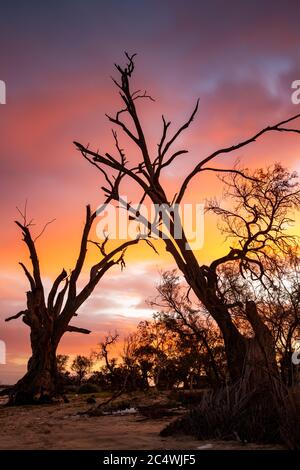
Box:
1, 0, 300, 383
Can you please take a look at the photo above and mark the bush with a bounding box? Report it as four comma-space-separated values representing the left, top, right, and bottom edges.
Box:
161, 379, 300, 449
78, 383, 101, 394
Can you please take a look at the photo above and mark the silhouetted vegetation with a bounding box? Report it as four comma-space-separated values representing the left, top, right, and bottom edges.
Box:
5, 205, 141, 405
74, 54, 300, 446
71, 355, 94, 385
5, 53, 300, 448
76, 54, 300, 388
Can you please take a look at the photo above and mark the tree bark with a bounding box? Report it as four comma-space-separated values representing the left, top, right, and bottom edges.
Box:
197, 286, 278, 386
243, 300, 279, 384
8, 327, 59, 405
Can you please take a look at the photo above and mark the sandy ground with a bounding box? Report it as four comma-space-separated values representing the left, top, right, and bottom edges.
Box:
0, 394, 283, 450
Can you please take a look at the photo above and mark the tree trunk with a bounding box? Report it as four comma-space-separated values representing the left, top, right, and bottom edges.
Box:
199, 295, 248, 383
8, 328, 59, 405
7, 204, 130, 405
202, 295, 279, 386
280, 352, 293, 386
219, 319, 247, 383
244, 300, 279, 384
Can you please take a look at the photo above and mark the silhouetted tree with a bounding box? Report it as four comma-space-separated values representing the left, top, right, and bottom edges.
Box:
205, 165, 300, 383
96, 331, 119, 375
56, 354, 69, 374
123, 332, 152, 390
92, 332, 124, 390
75, 55, 300, 386
122, 316, 215, 390
257, 252, 300, 385
5, 205, 141, 405
56, 354, 72, 387
153, 270, 227, 387
71, 355, 93, 384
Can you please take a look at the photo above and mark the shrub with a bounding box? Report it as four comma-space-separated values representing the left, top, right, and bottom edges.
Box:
78, 383, 101, 394
161, 379, 300, 449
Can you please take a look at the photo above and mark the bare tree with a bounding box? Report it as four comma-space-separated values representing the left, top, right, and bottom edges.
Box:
96, 331, 119, 375
5, 205, 141, 405
74, 53, 300, 384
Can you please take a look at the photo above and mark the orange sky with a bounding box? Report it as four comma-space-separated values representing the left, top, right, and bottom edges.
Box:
1, 1, 300, 383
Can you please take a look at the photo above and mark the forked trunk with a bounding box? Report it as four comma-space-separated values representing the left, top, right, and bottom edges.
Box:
7, 205, 135, 405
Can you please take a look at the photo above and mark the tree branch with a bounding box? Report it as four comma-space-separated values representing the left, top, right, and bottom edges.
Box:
67, 325, 91, 335
19, 262, 35, 290
33, 218, 56, 242
5, 310, 27, 322
176, 112, 300, 203
15, 220, 44, 294
161, 99, 199, 161
67, 205, 96, 301
47, 268, 67, 312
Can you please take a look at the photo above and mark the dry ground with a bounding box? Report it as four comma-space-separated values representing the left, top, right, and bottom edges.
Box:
0, 392, 283, 450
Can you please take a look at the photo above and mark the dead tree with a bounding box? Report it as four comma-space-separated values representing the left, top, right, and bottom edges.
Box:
97, 331, 119, 375
5, 205, 140, 405
74, 53, 300, 384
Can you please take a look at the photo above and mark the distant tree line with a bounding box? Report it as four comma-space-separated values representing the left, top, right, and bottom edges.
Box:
58, 263, 300, 392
